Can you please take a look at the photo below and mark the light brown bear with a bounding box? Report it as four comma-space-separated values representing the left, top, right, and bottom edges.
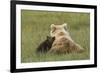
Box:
49, 23, 84, 54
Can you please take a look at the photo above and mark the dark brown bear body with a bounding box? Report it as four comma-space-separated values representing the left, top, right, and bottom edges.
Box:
36, 36, 55, 54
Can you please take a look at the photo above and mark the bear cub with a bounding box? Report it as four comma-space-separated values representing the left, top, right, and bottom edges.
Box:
36, 36, 55, 54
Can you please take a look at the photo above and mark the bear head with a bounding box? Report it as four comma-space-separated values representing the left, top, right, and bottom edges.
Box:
50, 23, 70, 39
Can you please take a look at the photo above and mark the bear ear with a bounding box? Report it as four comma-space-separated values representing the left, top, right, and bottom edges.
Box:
51, 24, 55, 28
51, 24, 56, 33
62, 23, 67, 27
47, 36, 50, 39
62, 23, 67, 30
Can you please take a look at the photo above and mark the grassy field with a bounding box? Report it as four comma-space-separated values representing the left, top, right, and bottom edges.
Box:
21, 10, 90, 63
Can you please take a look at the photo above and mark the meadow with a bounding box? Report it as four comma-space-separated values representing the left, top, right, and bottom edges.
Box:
21, 10, 90, 63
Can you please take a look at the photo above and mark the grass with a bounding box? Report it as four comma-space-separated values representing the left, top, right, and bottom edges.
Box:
21, 10, 90, 63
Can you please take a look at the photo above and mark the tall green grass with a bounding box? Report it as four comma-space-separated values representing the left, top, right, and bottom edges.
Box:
21, 10, 90, 63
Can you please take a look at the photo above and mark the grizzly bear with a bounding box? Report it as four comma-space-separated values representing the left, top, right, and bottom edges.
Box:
36, 36, 55, 54
49, 23, 84, 54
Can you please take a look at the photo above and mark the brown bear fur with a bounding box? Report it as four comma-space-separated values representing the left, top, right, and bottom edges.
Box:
49, 23, 84, 54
